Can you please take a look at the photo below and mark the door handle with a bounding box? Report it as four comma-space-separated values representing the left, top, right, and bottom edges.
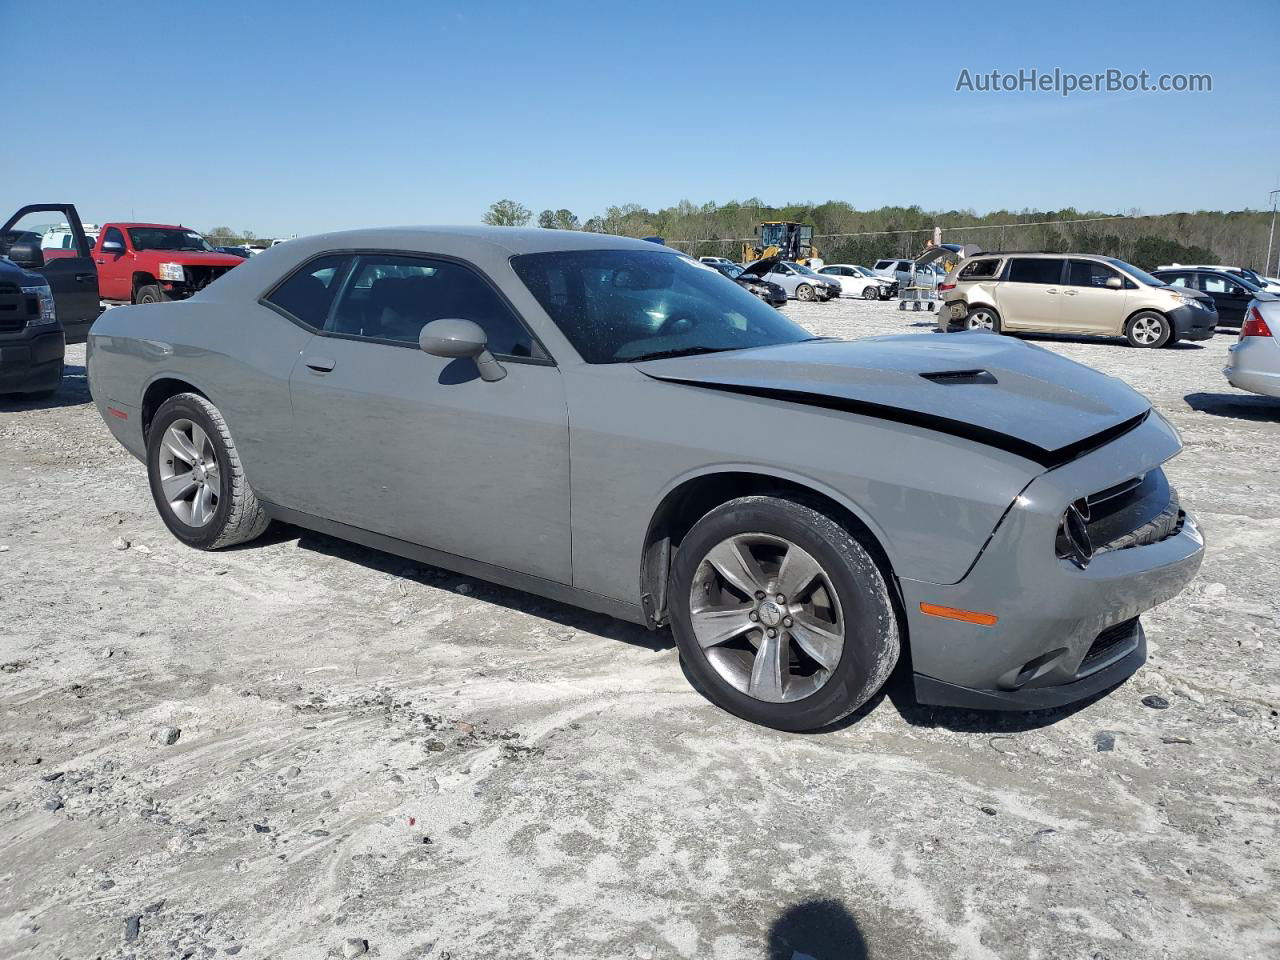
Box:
1045, 288, 1059, 294
95, 258, 105, 264
304, 356, 336, 373
74, 273, 95, 282
1063, 289, 1077, 296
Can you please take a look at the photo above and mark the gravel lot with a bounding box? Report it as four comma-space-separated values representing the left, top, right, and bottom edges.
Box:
1, 299, 1277, 960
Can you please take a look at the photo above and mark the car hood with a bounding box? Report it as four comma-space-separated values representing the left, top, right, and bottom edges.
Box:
635, 334, 1152, 466
739, 256, 781, 279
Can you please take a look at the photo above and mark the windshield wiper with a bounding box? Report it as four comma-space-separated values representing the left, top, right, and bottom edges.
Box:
624, 346, 734, 363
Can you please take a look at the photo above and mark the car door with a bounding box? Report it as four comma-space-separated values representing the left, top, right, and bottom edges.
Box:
94, 227, 134, 301
284, 251, 572, 584
1, 204, 100, 342
1196, 272, 1251, 325
1062, 260, 1130, 334
770, 263, 797, 297
995, 258, 1065, 331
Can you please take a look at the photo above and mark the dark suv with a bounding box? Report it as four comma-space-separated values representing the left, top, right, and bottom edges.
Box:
0, 248, 64, 398
1149, 268, 1270, 326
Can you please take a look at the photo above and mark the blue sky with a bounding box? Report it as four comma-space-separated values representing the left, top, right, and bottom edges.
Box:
5, 0, 1277, 236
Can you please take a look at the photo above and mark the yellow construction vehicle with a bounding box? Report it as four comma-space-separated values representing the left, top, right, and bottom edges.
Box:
743, 221, 819, 265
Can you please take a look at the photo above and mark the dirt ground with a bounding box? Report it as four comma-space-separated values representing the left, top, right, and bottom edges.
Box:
1, 299, 1277, 960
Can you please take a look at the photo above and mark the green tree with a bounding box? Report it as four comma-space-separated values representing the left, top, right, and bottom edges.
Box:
483, 199, 532, 227
537, 209, 557, 229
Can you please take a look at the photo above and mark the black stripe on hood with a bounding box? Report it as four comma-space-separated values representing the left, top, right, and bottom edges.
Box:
647, 375, 1150, 469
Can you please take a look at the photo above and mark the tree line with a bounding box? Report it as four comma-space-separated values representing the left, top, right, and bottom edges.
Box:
480, 198, 1278, 272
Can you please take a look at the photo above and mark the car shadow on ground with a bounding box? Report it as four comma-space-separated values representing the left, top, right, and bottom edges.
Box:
267, 523, 675, 652
0, 363, 91, 411
767, 898, 868, 960
1011, 332, 1206, 350
1185, 391, 1280, 421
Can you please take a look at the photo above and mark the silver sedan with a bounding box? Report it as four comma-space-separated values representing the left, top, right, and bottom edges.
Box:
1225, 298, 1280, 398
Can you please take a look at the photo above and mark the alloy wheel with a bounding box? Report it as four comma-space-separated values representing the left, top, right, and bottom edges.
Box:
689, 533, 845, 703
967, 309, 996, 330
158, 419, 220, 527
1131, 316, 1164, 345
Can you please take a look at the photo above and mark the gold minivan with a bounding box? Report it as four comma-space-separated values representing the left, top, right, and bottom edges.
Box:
939, 252, 1217, 348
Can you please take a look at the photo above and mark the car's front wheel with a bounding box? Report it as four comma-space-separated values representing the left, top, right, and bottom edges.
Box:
669, 495, 900, 731
862, 285, 879, 300
146, 393, 270, 550
135, 284, 169, 305
795, 283, 815, 302
1125, 311, 1171, 348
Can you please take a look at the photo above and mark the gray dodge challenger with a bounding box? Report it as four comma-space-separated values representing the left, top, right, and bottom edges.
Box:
87, 228, 1203, 731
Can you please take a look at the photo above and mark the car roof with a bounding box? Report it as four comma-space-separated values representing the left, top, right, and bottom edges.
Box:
285, 226, 670, 257
110, 222, 194, 230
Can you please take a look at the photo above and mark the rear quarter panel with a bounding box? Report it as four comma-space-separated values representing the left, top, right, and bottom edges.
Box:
87, 298, 313, 500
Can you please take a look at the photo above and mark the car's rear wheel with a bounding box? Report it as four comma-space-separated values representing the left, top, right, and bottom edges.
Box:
795, 283, 815, 302
135, 284, 169, 305
862, 285, 879, 300
965, 305, 1001, 332
1125, 311, 1171, 348
146, 393, 270, 550
669, 495, 899, 731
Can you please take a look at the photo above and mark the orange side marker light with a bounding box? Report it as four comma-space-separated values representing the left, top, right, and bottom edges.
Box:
919, 603, 999, 627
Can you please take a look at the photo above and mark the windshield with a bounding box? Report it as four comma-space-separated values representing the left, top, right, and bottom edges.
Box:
853, 266, 876, 277
1106, 258, 1169, 288
510, 249, 810, 363
786, 261, 820, 276
128, 228, 212, 252
715, 263, 744, 279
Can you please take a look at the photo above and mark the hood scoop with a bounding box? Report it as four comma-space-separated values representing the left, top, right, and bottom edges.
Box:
919, 369, 997, 385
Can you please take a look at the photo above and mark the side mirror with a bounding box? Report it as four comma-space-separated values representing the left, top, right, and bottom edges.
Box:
419, 318, 506, 382
6, 240, 44, 269
101, 240, 123, 254
1105, 276, 1122, 290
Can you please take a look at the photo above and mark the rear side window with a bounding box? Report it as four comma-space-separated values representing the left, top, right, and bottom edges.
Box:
265, 254, 352, 329
1007, 259, 1063, 284
1066, 260, 1121, 287
959, 259, 1000, 279
1160, 272, 1191, 288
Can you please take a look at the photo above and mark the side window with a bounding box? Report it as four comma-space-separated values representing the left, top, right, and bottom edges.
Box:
102, 226, 126, 249
1199, 274, 1230, 294
328, 254, 541, 358
1162, 273, 1190, 288
959, 259, 1000, 279
1007, 258, 1063, 284
264, 254, 352, 329
1066, 260, 1120, 287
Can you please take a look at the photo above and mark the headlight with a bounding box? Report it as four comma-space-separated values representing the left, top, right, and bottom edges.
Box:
20, 284, 57, 325
1170, 292, 1200, 309
158, 262, 185, 282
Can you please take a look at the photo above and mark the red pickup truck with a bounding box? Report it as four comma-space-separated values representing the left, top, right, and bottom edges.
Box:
56, 222, 244, 304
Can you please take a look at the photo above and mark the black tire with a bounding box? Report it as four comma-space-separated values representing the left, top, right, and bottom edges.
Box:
146, 393, 270, 550
862, 286, 878, 301
669, 495, 900, 732
795, 283, 814, 302
1124, 311, 1171, 349
135, 284, 168, 305
964, 305, 1002, 333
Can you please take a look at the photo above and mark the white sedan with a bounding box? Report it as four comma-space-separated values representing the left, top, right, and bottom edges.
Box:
817, 264, 897, 300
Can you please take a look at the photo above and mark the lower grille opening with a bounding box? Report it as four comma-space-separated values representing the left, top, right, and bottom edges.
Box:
1079, 618, 1140, 675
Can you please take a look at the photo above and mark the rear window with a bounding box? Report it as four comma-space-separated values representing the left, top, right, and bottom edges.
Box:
959, 259, 1000, 279
1007, 258, 1062, 284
